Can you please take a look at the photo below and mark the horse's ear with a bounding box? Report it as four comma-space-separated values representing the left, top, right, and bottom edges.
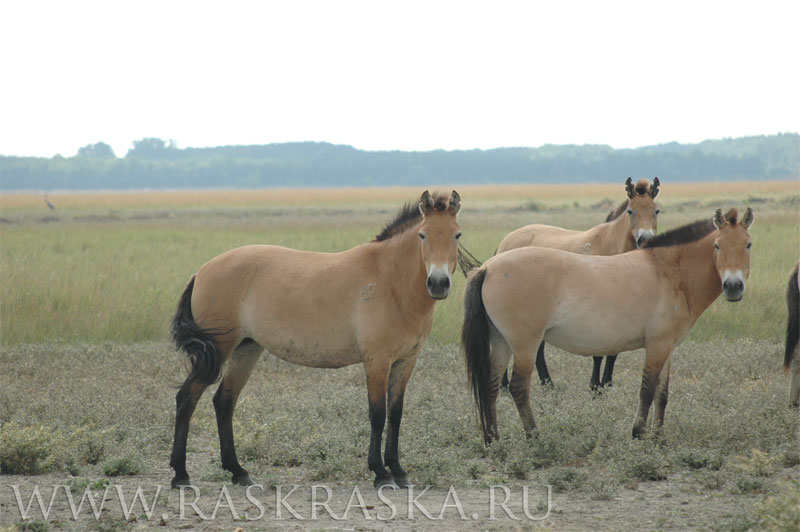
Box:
448, 190, 461, 215
741, 207, 754, 229
649, 177, 660, 198
419, 190, 434, 216
625, 177, 635, 199
712, 208, 725, 229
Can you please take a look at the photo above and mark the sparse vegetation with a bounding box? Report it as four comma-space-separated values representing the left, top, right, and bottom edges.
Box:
0, 183, 797, 530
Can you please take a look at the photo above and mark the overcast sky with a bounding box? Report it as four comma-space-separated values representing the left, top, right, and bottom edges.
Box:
1, 0, 798, 158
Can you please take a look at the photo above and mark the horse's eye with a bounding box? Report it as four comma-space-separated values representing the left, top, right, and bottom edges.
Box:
455, 231, 462, 240
654, 209, 661, 216
714, 242, 720, 250
746, 242, 752, 250
418, 232, 426, 240
627, 209, 634, 216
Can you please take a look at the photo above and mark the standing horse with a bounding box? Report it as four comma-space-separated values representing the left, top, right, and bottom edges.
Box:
169, 191, 462, 489
785, 260, 800, 407
497, 177, 661, 389
463, 208, 753, 443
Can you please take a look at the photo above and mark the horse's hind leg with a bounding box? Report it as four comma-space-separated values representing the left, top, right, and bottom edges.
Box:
590, 357, 603, 391
170, 379, 209, 487
384, 354, 418, 488
212, 339, 263, 486
535, 341, 553, 386
601, 354, 618, 387
487, 326, 513, 442
508, 342, 539, 438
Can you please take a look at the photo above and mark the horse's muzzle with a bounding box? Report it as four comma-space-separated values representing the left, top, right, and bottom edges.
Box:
722, 278, 745, 302
426, 274, 451, 300
636, 230, 655, 248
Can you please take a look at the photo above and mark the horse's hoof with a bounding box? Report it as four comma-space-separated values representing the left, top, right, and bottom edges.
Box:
393, 475, 413, 489
540, 379, 554, 388
171, 476, 192, 489
232, 473, 255, 486
632, 427, 645, 439
373, 476, 397, 490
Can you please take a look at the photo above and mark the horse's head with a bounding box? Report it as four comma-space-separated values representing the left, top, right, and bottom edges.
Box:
417, 190, 461, 300
625, 177, 661, 248
712, 207, 754, 302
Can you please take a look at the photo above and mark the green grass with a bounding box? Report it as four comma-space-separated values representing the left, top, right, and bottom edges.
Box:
1, 186, 797, 345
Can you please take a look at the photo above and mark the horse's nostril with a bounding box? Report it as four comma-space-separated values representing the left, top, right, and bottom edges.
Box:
723, 280, 729, 290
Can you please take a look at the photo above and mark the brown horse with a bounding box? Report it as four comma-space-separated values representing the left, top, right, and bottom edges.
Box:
463, 208, 753, 444
497, 177, 661, 389
785, 260, 800, 407
169, 191, 462, 489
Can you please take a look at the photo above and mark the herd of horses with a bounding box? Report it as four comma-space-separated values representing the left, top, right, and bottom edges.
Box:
168, 180, 798, 490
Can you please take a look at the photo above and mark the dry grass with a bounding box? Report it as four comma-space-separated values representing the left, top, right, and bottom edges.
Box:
2, 180, 797, 211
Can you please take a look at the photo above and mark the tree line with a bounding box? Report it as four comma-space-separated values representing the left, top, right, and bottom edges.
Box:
1, 134, 797, 191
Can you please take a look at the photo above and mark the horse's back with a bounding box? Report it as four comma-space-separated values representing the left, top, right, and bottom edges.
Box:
497, 224, 598, 255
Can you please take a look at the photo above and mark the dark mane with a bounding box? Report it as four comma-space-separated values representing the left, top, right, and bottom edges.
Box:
643, 219, 716, 249
606, 200, 629, 222
373, 193, 449, 242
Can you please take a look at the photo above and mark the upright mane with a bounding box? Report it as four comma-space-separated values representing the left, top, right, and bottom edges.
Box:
643, 219, 715, 249
373, 193, 450, 242
606, 200, 629, 222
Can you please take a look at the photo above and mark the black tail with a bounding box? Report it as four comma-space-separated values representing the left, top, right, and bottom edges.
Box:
785, 262, 799, 373
170, 276, 226, 385
461, 268, 492, 442
457, 242, 483, 278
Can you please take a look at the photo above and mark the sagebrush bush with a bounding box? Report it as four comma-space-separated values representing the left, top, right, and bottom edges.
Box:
0, 423, 57, 474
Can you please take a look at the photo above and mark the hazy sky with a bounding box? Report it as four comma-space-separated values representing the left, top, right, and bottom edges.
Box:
2, 0, 798, 158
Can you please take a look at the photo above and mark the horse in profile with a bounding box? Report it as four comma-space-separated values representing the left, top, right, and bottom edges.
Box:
785, 260, 800, 407
497, 177, 661, 389
170, 191, 462, 489
463, 207, 753, 443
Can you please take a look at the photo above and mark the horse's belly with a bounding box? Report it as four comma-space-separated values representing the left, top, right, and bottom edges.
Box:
544, 322, 643, 356
264, 337, 362, 368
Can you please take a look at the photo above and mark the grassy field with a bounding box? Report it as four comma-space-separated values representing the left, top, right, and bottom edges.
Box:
1, 181, 798, 345
1, 181, 799, 531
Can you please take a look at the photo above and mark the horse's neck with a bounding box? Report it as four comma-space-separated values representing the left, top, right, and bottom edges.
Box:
597, 212, 635, 255
653, 233, 721, 321
381, 229, 436, 318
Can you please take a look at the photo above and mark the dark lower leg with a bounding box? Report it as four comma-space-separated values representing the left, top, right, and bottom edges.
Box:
368, 400, 392, 487
384, 395, 408, 485
535, 341, 552, 386
212, 386, 251, 485
508, 371, 536, 437
632, 371, 658, 439
590, 357, 602, 390
601, 355, 618, 387
501, 369, 510, 390
170, 379, 207, 488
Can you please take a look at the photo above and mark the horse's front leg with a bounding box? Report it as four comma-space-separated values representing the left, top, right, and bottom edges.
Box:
384, 355, 418, 488
601, 354, 618, 387
653, 357, 672, 431
364, 355, 394, 489
632, 342, 671, 438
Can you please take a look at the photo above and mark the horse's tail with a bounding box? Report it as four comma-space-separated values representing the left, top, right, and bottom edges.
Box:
462, 268, 492, 442
457, 242, 483, 278
785, 262, 800, 374
170, 276, 225, 385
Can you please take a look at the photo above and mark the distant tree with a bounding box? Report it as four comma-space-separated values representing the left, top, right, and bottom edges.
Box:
126, 137, 178, 158
77, 142, 116, 158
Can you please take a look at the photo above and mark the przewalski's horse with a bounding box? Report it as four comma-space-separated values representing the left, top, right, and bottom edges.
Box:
170, 191, 462, 489
497, 177, 661, 389
785, 260, 800, 407
463, 208, 753, 444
